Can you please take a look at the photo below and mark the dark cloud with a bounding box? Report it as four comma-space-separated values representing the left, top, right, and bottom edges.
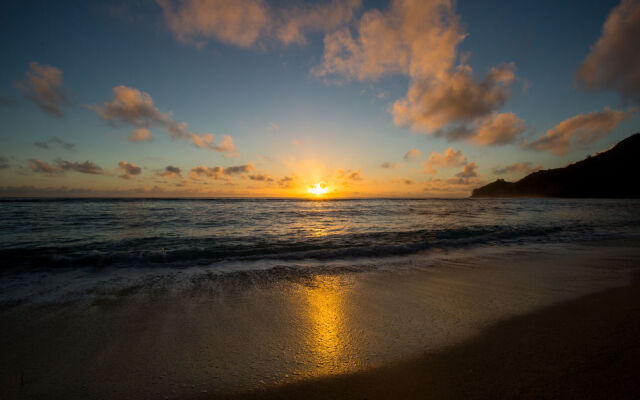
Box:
248, 174, 274, 182
492, 162, 542, 175
158, 165, 182, 178
118, 161, 142, 180
34, 137, 76, 151
380, 162, 399, 169
189, 164, 254, 180
57, 159, 104, 174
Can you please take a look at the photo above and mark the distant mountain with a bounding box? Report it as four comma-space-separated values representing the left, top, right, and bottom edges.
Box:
472, 133, 640, 198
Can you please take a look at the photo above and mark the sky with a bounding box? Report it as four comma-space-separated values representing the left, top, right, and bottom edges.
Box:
0, 0, 639, 198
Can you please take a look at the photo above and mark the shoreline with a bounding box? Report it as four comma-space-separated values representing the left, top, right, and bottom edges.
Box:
2, 239, 639, 399
218, 271, 640, 399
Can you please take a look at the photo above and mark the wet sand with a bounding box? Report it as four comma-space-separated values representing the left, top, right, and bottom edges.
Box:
1, 240, 640, 399
221, 268, 640, 400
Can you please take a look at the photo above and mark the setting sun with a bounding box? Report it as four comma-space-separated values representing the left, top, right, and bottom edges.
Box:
308, 182, 329, 195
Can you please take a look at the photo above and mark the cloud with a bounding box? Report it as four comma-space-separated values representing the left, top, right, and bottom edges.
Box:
492, 162, 542, 176
158, 0, 271, 47
313, 0, 462, 81
335, 168, 363, 181
278, 175, 298, 189
313, 0, 522, 146
27, 158, 103, 175
90, 85, 235, 153
276, 0, 362, 46
118, 161, 142, 180
455, 162, 478, 178
422, 147, 467, 174
524, 107, 633, 155
392, 63, 516, 133
576, 0, 640, 103
451, 112, 526, 146
16, 62, 69, 117
157, 165, 182, 178
0, 157, 9, 169
128, 127, 154, 143
28, 159, 64, 174
248, 173, 274, 182
380, 161, 400, 169
403, 149, 422, 161
157, 0, 361, 48
57, 159, 104, 174
189, 164, 254, 180
33, 137, 76, 151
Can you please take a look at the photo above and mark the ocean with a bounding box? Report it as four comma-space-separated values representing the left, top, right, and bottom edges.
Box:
2, 198, 640, 270
2, 198, 640, 398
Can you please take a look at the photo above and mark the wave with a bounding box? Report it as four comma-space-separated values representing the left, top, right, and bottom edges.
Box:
1, 222, 636, 271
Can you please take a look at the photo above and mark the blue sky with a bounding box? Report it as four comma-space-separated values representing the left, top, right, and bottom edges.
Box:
0, 0, 638, 197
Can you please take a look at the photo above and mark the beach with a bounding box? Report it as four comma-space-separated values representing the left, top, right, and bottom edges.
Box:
223, 254, 640, 400
2, 238, 639, 399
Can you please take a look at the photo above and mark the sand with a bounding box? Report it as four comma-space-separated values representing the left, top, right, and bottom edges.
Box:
221, 267, 640, 400
1, 240, 640, 399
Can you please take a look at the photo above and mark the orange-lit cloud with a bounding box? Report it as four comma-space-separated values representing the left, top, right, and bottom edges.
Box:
90, 86, 235, 153
335, 168, 363, 181
276, 0, 361, 45
278, 174, 299, 189
313, 0, 462, 81
313, 0, 522, 145
392, 63, 516, 133
468, 112, 526, 146
158, 0, 270, 47
28, 159, 64, 174
118, 161, 142, 180
422, 147, 467, 174
403, 149, 422, 161
576, 0, 640, 102
524, 107, 633, 155
128, 128, 154, 143
158, 0, 361, 48
16, 62, 69, 117
455, 162, 478, 179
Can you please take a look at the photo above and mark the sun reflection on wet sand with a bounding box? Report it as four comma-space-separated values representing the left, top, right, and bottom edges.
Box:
301, 275, 355, 376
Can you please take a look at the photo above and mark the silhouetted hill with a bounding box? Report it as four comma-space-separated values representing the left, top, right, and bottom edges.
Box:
472, 133, 640, 198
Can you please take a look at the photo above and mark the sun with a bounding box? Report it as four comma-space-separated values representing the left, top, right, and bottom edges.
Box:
308, 182, 329, 196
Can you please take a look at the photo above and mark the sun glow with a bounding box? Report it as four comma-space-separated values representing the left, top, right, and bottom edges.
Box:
308, 182, 329, 195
